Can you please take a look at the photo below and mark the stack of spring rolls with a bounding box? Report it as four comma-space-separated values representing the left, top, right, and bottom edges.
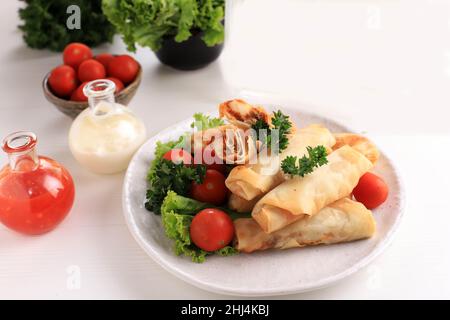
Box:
218, 99, 380, 253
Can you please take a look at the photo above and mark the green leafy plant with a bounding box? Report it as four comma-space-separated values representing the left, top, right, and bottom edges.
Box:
102, 0, 225, 52
145, 113, 225, 213
281, 146, 328, 177
19, 0, 115, 51
145, 146, 207, 214
252, 110, 293, 152
191, 113, 224, 131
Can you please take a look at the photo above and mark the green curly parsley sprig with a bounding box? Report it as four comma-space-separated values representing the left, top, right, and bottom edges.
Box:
281, 145, 328, 177
252, 110, 292, 152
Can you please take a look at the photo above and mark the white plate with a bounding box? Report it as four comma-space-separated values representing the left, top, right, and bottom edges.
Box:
122, 106, 405, 297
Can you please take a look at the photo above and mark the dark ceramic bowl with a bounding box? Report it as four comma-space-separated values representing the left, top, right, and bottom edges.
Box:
155, 30, 224, 71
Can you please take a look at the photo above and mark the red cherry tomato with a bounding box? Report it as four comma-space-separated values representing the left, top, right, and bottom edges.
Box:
63, 43, 92, 69
191, 169, 227, 205
199, 146, 226, 173
190, 208, 235, 252
163, 149, 192, 165
352, 172, 389, 209
106, 77, 125, 93
206, 163, 226, 173
70, 82, 89, 102
107, 55, 139, 84
192, 146, 226, 172
95, 53, 115, 70
78, 59, 106, 82
48, 65, 78, 98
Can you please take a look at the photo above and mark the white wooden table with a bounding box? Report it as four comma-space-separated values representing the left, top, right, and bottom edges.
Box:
1, 0, 449, 299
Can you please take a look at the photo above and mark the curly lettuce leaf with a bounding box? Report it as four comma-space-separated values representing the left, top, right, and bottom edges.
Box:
175, 0, 197, 42
216, 246, 238, 257
197, 2, 225, 46
145, 112, 223, 214
102, 0, 224, 52
161, 205, 207, 263
145, 159, 206, 214
161, 189, 208, 215
161, 191, 238, 263
147, 136, 185, 182
190, 113, 224, 131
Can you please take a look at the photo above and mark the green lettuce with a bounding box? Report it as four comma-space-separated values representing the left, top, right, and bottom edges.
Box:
145, 113, 225, 214
190, 113, 224, 131
147, 136, 185, 182
102, 0, 225, 52
161, 191, 238, 263
145, 158, 206, 215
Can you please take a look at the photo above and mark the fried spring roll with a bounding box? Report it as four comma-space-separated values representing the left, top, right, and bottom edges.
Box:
235, 198, 376, 253
333, 133, 379, 164
228, 193, 261, 213
219, 99, 271, 128
252, 145, 373, 233
225, 124, 336, 201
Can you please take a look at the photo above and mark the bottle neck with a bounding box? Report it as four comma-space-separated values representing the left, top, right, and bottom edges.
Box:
84, 79, 117, 116
88, 91, 115, 113
2, 132, 39, 172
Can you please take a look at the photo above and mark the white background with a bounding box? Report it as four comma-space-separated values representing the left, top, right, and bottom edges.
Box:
0, 0, 449, 299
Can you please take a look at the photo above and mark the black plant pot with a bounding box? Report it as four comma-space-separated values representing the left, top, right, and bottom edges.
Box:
155, 30, 224, 71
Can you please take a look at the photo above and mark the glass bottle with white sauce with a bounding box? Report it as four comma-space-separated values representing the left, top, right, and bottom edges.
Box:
68, 79, 146, 174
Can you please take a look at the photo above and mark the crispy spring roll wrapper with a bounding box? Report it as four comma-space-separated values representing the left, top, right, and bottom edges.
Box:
219, 99, 271, 128
228, 193, 261, 213
333, 133, 379, 164
225, 124, 336, 201
252, 145, 373, 233
191, 124, 260, 164
235, 198, 376, 253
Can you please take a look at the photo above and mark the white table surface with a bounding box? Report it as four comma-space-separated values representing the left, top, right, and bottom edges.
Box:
1, 0, 449, 299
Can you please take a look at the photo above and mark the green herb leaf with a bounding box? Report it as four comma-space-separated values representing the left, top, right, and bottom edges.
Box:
215, 246, 238, 257
19, 0, 115, 51
147, 136, 185, 182
145, 111, 224, 215
252, 118, 270, 141
251, 110, 292, 152
190, 113, 224, 131
145, 159, 206, 214
281, 146, 328, 177
145, 136, 205, 214
270, 110, 292, 152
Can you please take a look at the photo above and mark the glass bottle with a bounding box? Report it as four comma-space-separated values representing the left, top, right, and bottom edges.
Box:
0, 131, 75, 235
68, 79, 146, 174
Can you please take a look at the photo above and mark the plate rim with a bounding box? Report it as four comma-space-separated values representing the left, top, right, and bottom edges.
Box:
122, 107, 406, 297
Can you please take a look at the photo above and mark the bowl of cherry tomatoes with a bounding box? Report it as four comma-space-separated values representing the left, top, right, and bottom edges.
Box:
43, 43, 142, 118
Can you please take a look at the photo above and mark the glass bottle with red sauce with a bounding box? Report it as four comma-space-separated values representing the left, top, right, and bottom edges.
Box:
0, 131, 75, 235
